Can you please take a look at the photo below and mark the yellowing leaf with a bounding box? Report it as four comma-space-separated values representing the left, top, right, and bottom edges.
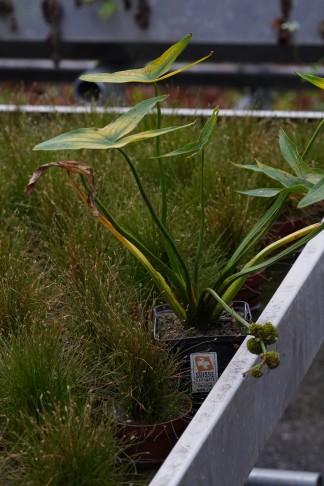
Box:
296, 72, 324, 90
34, 124, 194, 151
33, 96, 195, 151
79, 34, 213, 84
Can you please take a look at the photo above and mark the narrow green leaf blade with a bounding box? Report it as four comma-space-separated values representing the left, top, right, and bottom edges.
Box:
153, 140, 200, 159
239, 184, 308, 198
298, 177, 324, 207
118, 123, 195, 146
233, 163, 263, 173
279, 128, 310, 177
157, 51, 213, 81
238, 188, 282, 197
194, 107, 219, 154
155, 108, 218, 158
296, 72, 324, 90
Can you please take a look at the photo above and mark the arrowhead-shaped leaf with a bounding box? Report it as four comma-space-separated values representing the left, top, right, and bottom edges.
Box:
99, 95, 167, 140
34, 124, 194, 151
296, 72, 324, 90
34, 96, 195, 151
79, 34, 213, 84
279, 128, 310, 177
154, 107, 219, 158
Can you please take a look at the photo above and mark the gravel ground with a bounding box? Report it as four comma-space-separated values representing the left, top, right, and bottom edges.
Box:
256, 342, 324, 477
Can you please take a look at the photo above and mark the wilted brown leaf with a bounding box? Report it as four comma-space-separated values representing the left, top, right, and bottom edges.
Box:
25, 160, 95, 196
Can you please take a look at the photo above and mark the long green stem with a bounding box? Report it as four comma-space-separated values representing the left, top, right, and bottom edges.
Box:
302, 118, 324, 160
118, 148, 195, 310
194, 150, 205, 287
202, 288, 250, 330
154, 82, 167, 226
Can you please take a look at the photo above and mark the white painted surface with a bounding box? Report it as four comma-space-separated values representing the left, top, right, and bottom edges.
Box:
0, 104, 324, 120
150, 230, 324, 486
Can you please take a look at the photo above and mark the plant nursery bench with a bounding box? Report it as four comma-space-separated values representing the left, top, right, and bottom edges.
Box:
149, 228, 324, 485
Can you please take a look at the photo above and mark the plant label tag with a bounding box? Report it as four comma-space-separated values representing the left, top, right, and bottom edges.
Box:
190, 352, 218, 393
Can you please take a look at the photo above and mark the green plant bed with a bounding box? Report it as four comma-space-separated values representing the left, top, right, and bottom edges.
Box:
1, 36, 324, 482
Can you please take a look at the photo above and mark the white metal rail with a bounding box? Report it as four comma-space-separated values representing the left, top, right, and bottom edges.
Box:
0, 104, 323, 120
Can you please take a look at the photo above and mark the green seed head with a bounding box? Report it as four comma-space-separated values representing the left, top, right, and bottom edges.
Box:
249, 322, 278, 344
248, 323, 264, 338
249, 366, 263, 378
246, 338, 263, 355
260, 323, 278, 344
263, 351, 280, 369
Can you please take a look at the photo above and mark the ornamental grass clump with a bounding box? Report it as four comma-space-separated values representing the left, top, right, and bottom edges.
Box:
26, 34, 324, 376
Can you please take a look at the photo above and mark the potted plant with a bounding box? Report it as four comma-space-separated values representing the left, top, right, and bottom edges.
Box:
108, 323, 191, 470
25, 35, 324, 386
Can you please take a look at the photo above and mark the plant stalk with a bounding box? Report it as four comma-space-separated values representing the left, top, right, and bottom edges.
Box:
302, 118, 324, 160
118, 147, 195, 312
202, 288, 250, 331
154, 82, 167, 227
194, 149, 205, 288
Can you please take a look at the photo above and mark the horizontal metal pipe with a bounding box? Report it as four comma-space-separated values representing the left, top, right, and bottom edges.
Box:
245, 468, 322, 486
0, 104, 323, 120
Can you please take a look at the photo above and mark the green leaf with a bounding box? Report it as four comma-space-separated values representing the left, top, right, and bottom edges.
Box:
238, 188, 282, 197
298, 177, 324, 207
34, 124, 194, 151
256, 161, 312, 189
34, 96, 194, 151
115, 124, 195, 146
279, 128, 310, 178
233, 163, 263, 172
239, 184, 308, 198
296, 72, 324, 90
154, 108, 219, 158
101, 95, 167, 140
79, 34, 212, 84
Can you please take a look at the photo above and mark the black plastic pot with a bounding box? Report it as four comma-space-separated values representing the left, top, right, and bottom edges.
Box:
153, 301, 252, 408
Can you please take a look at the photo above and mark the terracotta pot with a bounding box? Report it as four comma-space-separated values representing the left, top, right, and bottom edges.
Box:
117, 397, 192, 470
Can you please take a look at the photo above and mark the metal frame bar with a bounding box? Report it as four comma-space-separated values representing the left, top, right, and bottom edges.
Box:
0, 104, 323, 120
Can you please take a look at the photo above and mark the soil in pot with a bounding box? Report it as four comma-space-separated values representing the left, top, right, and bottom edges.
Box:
153, 302, 252, 409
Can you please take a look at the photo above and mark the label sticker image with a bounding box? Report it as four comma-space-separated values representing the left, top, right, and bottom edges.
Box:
190, 352, 218, 393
